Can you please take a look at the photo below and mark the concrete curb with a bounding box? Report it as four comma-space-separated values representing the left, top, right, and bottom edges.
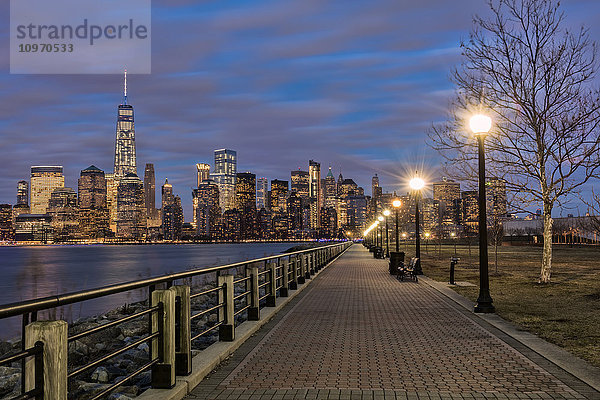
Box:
420, 275, 600, 393
137, 245, 350, 400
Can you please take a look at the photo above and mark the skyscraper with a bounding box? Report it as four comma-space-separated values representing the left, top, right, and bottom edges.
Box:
270, 179, 289, 214
308, 160, 321, 228
324, 167, 337, 209
114, 70, 137, 177
212, 149, 237, 211
116, 173, 146, 239
256, 177, 268, 210
196, 163, 210, 187
433, 178, 461, 227
162, 178, 174, 208
78, 166, 109, 239
163, 195, 183, 241
194, 180, 221, 239
17, 181, 28, 206
30, 166, 65, 214
144, 164, 157, 219
0, 204, 14, 241
486, 177, 508, 218
235, 172, 257, 238
291, 170, 310, 199
48, 187, 79, 241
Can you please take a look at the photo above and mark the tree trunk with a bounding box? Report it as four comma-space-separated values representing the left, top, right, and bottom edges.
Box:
539, 210, 553, 283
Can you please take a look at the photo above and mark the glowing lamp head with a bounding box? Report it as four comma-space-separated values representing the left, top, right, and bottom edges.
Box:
425, 232, 430, 238
409, 177, 425, 191
377, 216, 384, 222
383, 210, 391, 217
402, 233, 407, 238
469, 114, 492, 135
392, 200, 401, 208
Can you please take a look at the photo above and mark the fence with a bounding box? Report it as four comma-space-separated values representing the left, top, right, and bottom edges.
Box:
0, 241, 351, 399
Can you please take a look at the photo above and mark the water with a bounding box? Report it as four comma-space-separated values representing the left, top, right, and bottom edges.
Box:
0, 242, 302, 339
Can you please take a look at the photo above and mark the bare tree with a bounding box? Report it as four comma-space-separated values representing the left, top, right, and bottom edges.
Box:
429, 0, 600, 283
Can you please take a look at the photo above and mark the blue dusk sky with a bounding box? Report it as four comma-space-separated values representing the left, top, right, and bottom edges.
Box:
1, 0, 599, 221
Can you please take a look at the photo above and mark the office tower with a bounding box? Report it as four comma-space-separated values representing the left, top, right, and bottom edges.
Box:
163, 195, 183, 241
235, 172, 257, 239
433, 177, 461, 227
47, 187, 79, 241
487, 178, 508, 218
162, 178, 174, 208
105, 173, 119, 233
337, 178, 359, 228
256, 177, 268, 210
30, 166, 65, 214
346, 195, 368, 232
461, 190, 479, 234
372, 174, 382, 213
17, 181, 28, 206
0, 204, 13, 241
116, 173, 146, 239
222, 209, 241, 241
144, 164, 157, 219
78, 166, 109, 239
193, 180, 221, 239
270, 179, 289, 214
257, 208, 273, 240
291, 170, 310, 199
320, 207, 338, 238
114, 70, 137, 177
14, 214, 53, 242
196, 163, 210, 187
324, 167, 337, 209
308, 160, 321, 228
212, 149, 237, 211
287, 191, 303, 234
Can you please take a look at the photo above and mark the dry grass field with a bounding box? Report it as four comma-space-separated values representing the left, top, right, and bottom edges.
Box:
403, 242, 600, 368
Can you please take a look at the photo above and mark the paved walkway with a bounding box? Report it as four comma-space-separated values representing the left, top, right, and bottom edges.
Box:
186, 246, 598, 399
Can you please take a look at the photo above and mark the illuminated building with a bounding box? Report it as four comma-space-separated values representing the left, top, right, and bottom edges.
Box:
324, 167, 337, 209
116, 173, 146, 239
163, 196, 183, 241
193, 180, 221, 239
17, 181, 28, 206
196, 163, 210, 186
371, 174, 382, 212
287, 191, 303, 234
162, 178, 174, 207
222, 209, 241, 241
30, 166, 65, 214
337, 178, 358, 228
212, 149, 237, 211
486, 177, 508, 218
320, 207, 338, 238
78, 166, 109, 239
346, 195, 367, 232
114, 70, 137, 177
257, 208, 273, 240
235, 172, 257, 239
144, 164, 158, 221
270, 179, 289, 213
308, 160, 321, 228
433, 178, 461, 227
461, 190, 479, 234
48, 187, 78, 241
0, 204, 13, 240
14, 214, 53, 242
291, 170, 309, 199
256, 177, 269, 210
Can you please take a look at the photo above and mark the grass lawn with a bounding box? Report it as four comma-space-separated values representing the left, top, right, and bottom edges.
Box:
399, 241, 600, 368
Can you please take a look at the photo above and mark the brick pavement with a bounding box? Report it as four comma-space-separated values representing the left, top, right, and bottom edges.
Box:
186, 246, 599, 400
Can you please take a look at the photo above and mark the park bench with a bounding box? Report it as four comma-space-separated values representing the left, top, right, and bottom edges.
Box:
397, 257, 419, 282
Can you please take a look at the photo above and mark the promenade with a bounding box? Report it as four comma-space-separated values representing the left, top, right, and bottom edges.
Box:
186, 246, 599, 400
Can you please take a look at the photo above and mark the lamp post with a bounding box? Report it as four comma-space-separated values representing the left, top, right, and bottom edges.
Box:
470, 113, 495, 313
410, 175, 425, 275
383, 210, 390, 257
451, 231, 457, 256
393, 200, 401, 252
377, 216, 384, 249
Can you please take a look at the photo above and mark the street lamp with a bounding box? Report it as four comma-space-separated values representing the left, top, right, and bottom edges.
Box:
383, 210, 391, 257
409, 174, 425, 275
393, 200, 401, 252
450, 231, 457, 256
470, 113, 495, 313
424, 232, 430, 253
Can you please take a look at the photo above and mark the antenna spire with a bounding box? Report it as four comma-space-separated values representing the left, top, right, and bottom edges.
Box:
123, 69, 128, 105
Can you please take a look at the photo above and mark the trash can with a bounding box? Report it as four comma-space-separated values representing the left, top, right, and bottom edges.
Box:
389, 251, 405, 274
373, 247, 384, 259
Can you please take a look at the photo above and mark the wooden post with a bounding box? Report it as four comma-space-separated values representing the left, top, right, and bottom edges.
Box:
247, 264, 260, 320
290, 256, 299, 289
171, 285, 191, 376
25, 320, 67, 400
266, 262, 277, 307
280, 259, 290, 297
218, 275, 235, 341
151, 289, 176, 389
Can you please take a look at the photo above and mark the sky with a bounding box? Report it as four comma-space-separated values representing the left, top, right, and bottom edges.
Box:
1, 0, 599, 221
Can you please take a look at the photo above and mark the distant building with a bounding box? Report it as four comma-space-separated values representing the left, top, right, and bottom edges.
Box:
116, 173, 146, 239
324, 167, 337, 209
114, 71, 137, 177
105, 173, 119, 233
0, 204, 13, 240
162, 178, 174, 208
15, 214, 53, 242
291, 170, 310, 200
256, 177, 269, 210
30, 166, 65, 214
320, 206, 338, 238
433, 178, 461, 228
47, 187, 78, 241
212, 149, 237, 211
196, 163, 210, 187
346, 195, 367, 232
222, 209, 241, 241
144, 164, 158, 220
287, 191, 303, 234
78, 166, 109, 239
162, 196, 183, 241
371, 174, 382, 212
461, 190, 479, 234
486, 178, 508, 218
193, 180, 221, 239
270, 179, 289, 214
257, 208, 273, 240
308, 160, 321, 228
235, 172, 257, 239
17, 180, 28, 206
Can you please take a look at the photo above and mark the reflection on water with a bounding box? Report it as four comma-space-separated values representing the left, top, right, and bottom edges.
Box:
0, 243, 300, 338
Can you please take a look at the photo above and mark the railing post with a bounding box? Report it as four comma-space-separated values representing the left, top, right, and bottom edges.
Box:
171, 285, 191, 376
25, 320, 67, 400
266, 262, 277, 307
309, 253, 315, 276
290, 256, 299, 289
298, 255, 306, 284
218, 275, 235, 341
151, 289, 176, 389
280, 259, 289, 297
246, 264, 260, 321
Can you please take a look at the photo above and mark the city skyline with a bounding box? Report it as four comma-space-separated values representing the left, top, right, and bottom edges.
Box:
1, 1, 599, 220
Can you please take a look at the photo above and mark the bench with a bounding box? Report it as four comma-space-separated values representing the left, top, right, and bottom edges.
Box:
397, 257, 419, 282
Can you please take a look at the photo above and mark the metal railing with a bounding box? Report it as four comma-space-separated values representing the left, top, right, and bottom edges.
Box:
0, 241, 351, 399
